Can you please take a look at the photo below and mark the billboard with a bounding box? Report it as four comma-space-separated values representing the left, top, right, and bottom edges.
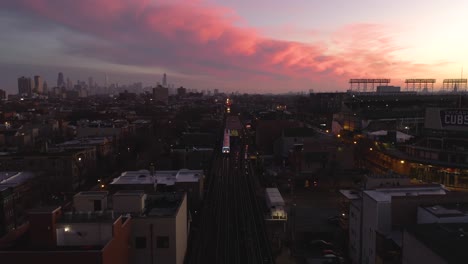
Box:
425, 108, 468, 131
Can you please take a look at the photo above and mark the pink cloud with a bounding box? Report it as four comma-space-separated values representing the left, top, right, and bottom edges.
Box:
0, 0, 440, 91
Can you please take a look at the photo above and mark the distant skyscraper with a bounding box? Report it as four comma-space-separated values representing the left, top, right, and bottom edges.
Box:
43, 81, 48, 94
177, 86, 187, 97
66, 78, 72, 90
34, 75, 43, 94
153, 85, 169, 104
162, 73, 167, 87
18, 76, 32, 97
57, 72, 65, 87
0, 89, 6, 100
214, 89, 219, 95
88, 77, 94, 88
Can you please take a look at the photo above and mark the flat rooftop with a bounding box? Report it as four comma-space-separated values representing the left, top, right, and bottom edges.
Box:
57, 137, 111, 146
0, 171, 36, 187
143, 192, 185, 217
422, 203, 468, 218
74, 191, 108, 198
340, 189, 361, 200
364, 184, 447, 202
266, 188, 285, 206
110, 169, 203, 186
113, 190, 146, 197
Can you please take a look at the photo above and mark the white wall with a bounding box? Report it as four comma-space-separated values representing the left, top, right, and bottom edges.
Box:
73, 194, 108, 211
348, 200, 361, 264
56, 222, 113, 246
362, 193, 379, 264
175, 194, 188, 264
131, 194, 187, 264
113, 194, 146, 214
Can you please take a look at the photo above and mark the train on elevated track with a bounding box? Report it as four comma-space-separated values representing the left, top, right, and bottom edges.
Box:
222, 129, 230, 154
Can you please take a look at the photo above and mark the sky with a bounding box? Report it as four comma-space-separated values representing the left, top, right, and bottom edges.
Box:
0, 0, 467, 94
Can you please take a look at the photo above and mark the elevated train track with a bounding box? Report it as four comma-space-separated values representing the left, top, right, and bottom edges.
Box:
188, 115, 274, 264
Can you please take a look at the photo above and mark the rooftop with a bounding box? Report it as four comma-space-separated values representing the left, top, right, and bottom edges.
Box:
110, 169, 203, 186
340, 189, 361, 200
0, 171, 36, 187
113, 190, 146, 197
421, 203, 468, 218
74, 191, 108, 199
57, 137, 111, 146
405, 223, 468, 263
143, 192, 185, 217
266, 188, 285, 206
364, 184, 447, 202
110, 170, 156, 185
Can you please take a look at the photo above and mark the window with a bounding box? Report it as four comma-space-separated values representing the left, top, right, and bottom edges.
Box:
135, 237, 146, 249
157, 236, 169, 248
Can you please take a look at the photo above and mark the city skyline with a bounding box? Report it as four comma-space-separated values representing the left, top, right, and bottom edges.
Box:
1, 0, 467, 93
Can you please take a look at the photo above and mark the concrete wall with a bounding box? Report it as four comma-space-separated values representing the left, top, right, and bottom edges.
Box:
362, 193, 380, 264
113, 194, 146, 214
131, 193, 187, 264
175, 194, 188, 264
348, 200, 361, 264
102, 217, 132, 264
74, 195, 108, 212
402, 230, 447, 264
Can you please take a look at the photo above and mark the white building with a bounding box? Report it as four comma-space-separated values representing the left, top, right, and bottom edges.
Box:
342, 184, 449, 264
110, 169, 204, 210
112, 191, 188, 264
73, 191, 109, 212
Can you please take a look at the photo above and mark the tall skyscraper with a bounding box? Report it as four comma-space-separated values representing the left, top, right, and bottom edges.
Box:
88, 77, 94, 88
66, 78, 72, 90
34, 75, 43, 94
0, 89, 6, 100
57, 72, 65, 87
162, 73, 167, 87
18, 76, 32, 97
43, 81, 48, 94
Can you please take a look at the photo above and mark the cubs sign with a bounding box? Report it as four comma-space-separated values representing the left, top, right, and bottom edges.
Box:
440, 109, 468, 127
426, 108, 468, 131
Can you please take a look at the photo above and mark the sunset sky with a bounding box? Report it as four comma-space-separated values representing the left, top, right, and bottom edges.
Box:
1, 0, 467, 93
